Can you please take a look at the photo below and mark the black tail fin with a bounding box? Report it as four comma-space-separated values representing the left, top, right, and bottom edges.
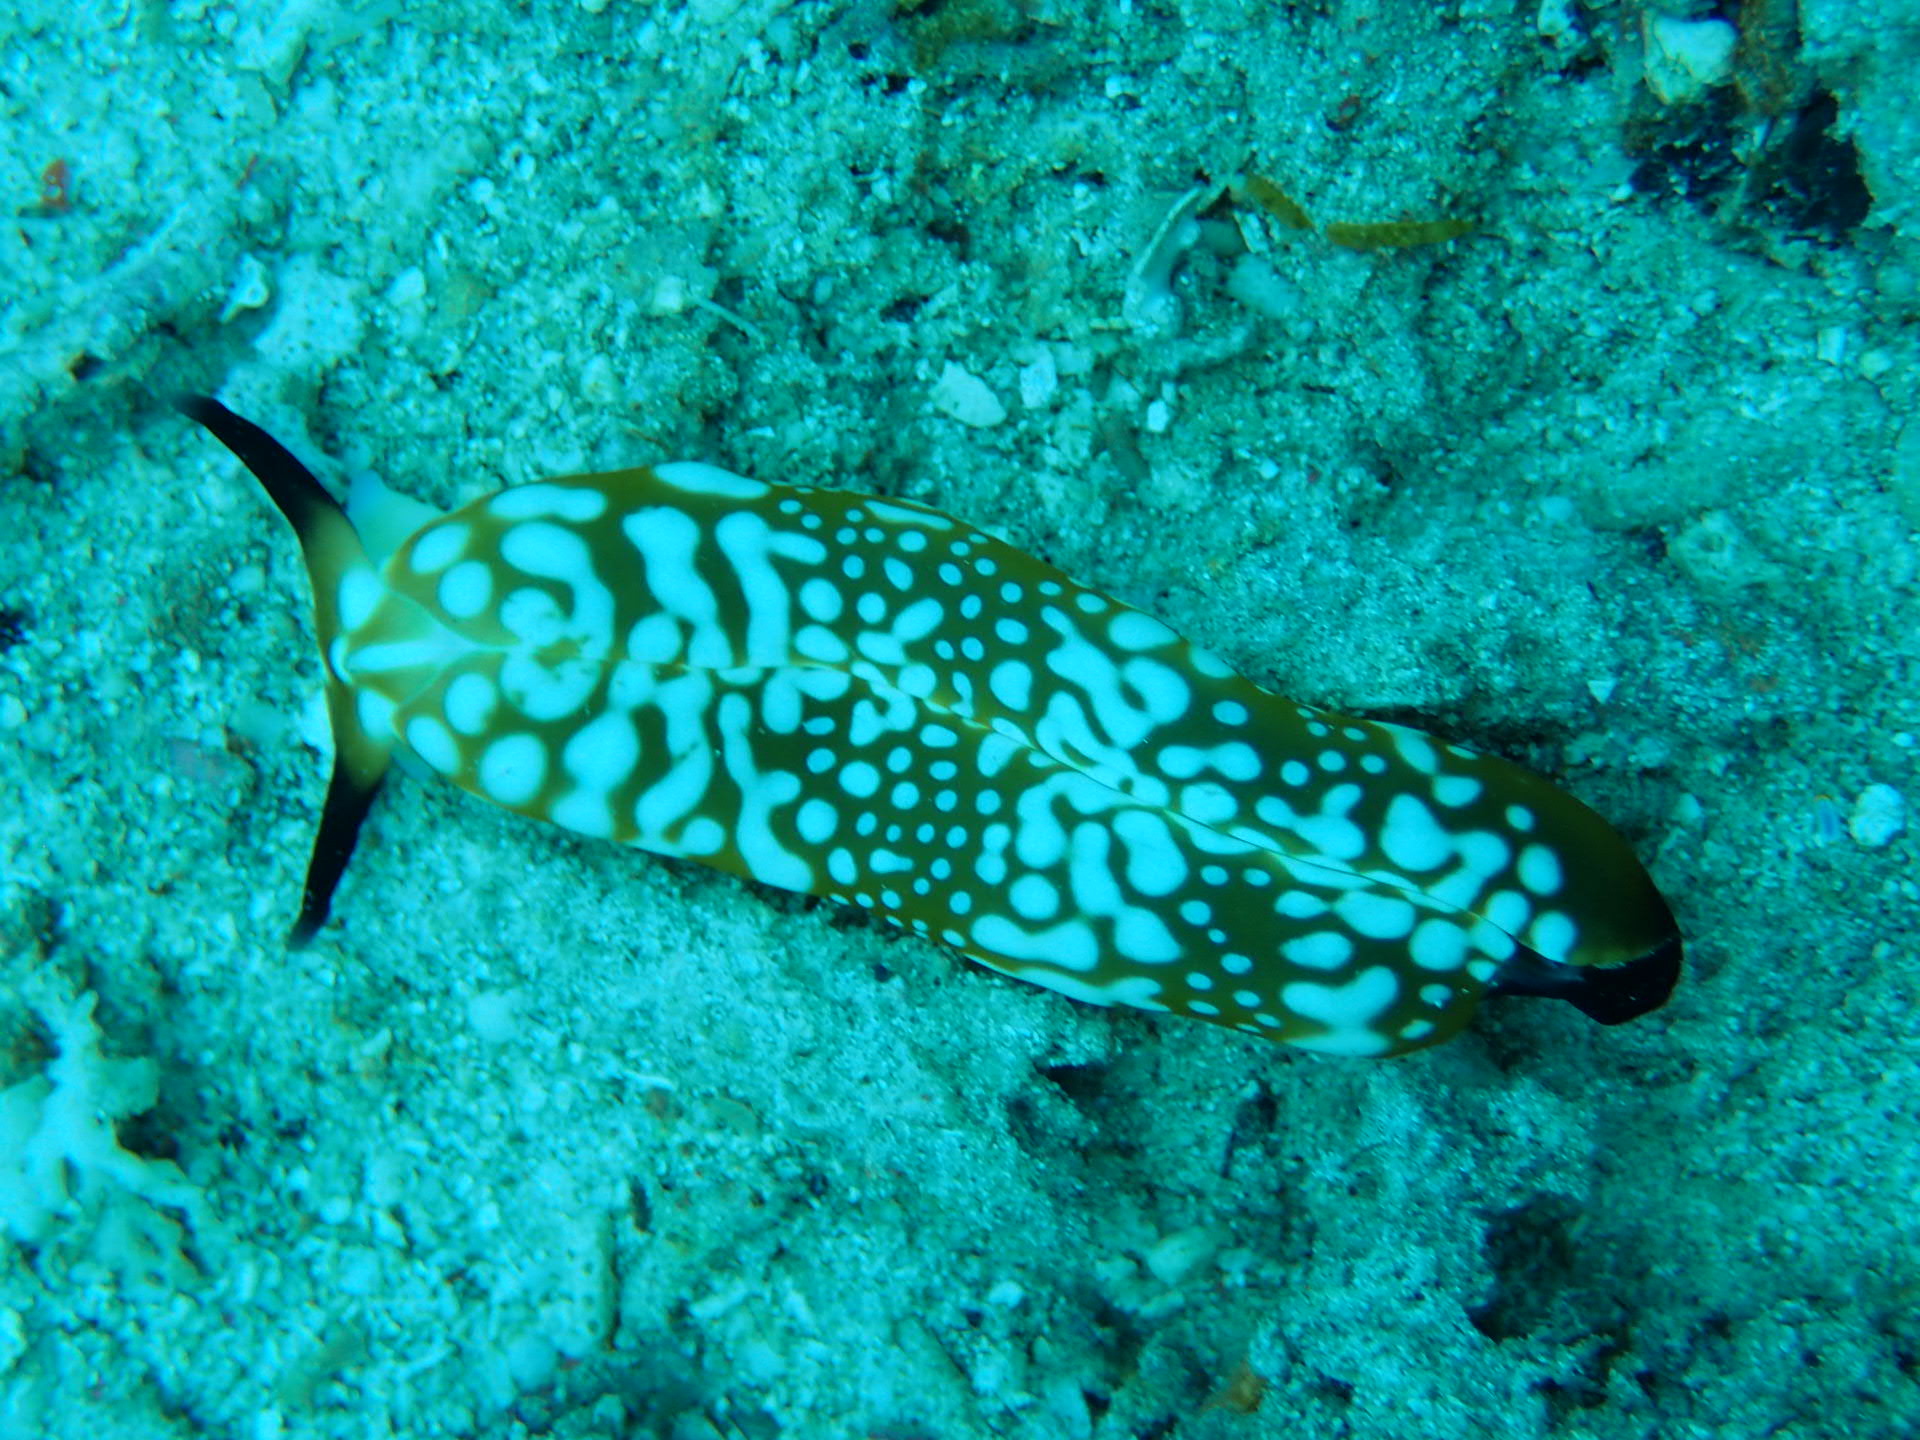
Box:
174, 395, 393, 947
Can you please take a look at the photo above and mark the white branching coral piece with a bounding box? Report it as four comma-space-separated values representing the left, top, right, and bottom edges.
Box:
0, 967, 203, 1287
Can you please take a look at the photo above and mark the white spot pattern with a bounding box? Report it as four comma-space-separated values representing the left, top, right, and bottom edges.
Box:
320, 463, 1668, 1057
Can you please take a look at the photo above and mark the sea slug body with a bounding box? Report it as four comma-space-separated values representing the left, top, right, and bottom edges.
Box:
176, 396, 1681, 1057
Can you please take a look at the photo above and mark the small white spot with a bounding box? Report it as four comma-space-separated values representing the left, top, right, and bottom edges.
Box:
1281, 967, 1399, 1056
1486, 889, 1531, 934
1281, 760, 1310, 787
1009, 874, 1059, 919
563, 709, 639, 793
438, 561, 494, 620
1505, 804, 1535, 831
1276, 890, 1327, 919
1518, 844, 1563, 895
1334, 891, 1416, 940
797, 798, 838, 844
1470, 921, 1517, 962
1389, 726, 1439, 775
1293, 810, 1366, 861
972, 915, 1100, 970
1213, 700, 1249, 726
500, 521, 592, 585
1108, 610, 1176, 651
1221, 952, 1252, 974
1381, 793, 1453, 871
1113, 909, 1181, 961
480, 733, 548, 806
1433, 774, 1483, 807
406, 715, 461, 775
1409, 919, 1469, 971
443, 671, 498, 736
653, 461, 769, 499
1282, 932, 1353, 970
795, 625, 850, 663
1186, 971, 1214, 991
840, 761, 880, 798
800, 578, 843, 621
894, 598, 944, 643
409, 522, 470, 574
488, 482, 611, 520
1527, 910, 1578, 962
989, 660, 1033, 710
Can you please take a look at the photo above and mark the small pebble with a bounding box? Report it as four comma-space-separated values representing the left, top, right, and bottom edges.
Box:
931, 361, 1007, 429
1849, 783, 1906, 849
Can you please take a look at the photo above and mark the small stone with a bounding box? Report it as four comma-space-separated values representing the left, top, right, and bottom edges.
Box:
1145, 1224, 1219, 1286
385, 266, 427, 309
1017, 349, 1058, 409
1536, 0, 1580, 46
580, 354, 619, 404
1848, 784, 1906, 849
1644, 15, 1737, 105
218, 253, 272, 324
931, 361, 1007, 428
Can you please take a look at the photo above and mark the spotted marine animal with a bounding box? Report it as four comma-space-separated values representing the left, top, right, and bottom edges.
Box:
176, 396, 1680, 1056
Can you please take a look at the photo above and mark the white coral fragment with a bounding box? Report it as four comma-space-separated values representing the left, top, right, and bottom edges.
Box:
0, 975, 201, 1282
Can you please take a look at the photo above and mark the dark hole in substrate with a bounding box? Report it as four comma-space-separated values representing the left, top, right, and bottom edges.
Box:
0, 604, 28, 653
1038, 1059, 1108, 1107
1748, 89, 1872, 241
116, 1107, 181, 1164
1469, 1194, 1585, 1342
881, 293, 928, 323
1625, 86, 1743, 204
628, 1180, 652, 1233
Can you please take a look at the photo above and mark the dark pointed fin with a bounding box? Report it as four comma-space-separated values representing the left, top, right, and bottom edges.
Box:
288, 756, 384, 947
1488, 934, 1683, 1026
173, 394, 392, 948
